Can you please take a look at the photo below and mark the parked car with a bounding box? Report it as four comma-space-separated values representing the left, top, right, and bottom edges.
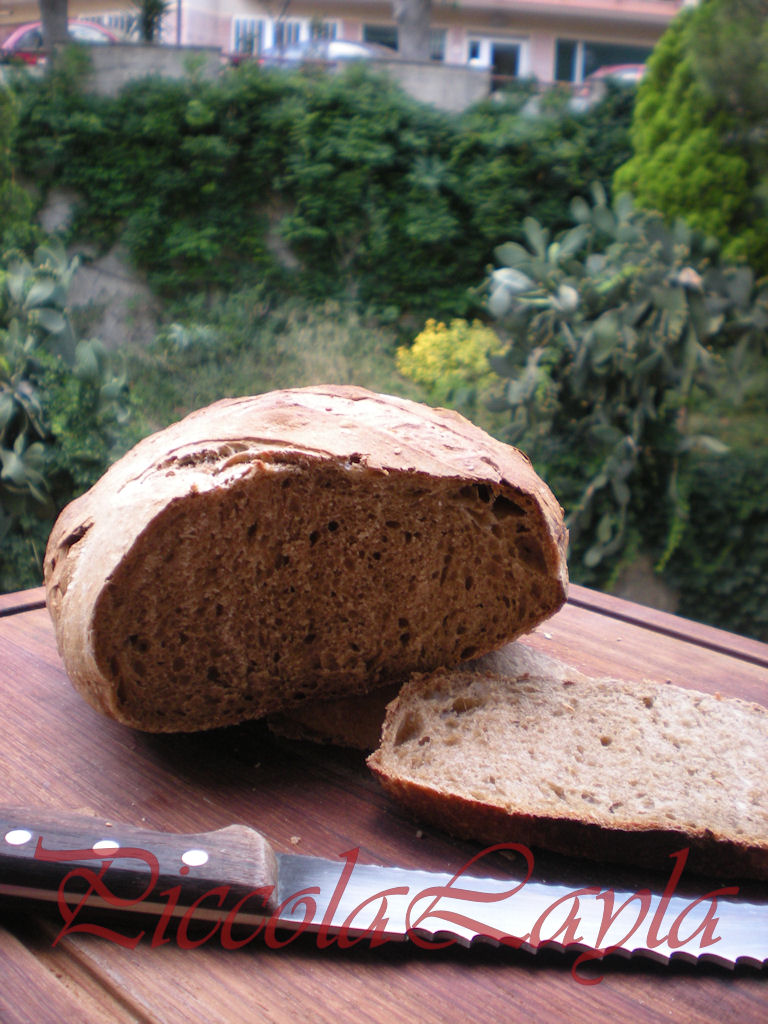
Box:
244, 38, 399, 68
585, 63, 646, 86
569, 63, 646, 111
1, 19, 117, 65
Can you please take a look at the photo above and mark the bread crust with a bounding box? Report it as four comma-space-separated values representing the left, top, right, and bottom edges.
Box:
369, 771, 768, 881
44, 386, 568, 732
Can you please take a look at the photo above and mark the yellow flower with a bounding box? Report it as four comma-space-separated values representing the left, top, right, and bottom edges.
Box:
396, 318, 503, 404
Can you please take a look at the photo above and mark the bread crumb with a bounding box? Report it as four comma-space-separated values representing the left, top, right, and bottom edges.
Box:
290, 835, 301, 845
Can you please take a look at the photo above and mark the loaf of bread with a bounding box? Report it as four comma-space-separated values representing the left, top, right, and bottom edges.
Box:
367, 649, 768, 880
44, 386, 568, 732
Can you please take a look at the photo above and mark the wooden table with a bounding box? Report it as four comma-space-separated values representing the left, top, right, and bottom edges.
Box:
1, 584, 766, 1023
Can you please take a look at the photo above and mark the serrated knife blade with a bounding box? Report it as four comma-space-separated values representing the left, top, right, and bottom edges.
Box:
1, 807, 765, 975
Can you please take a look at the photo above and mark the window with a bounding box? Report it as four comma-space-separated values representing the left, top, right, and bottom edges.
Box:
430, 29, 446, 61
493, 41, 520, 80
363, 24, 398, 51
274, 20, 302, 50
16, 28, 43, 50
555, 39, 577, 82
467, 37, 526, 86
231, 16, 338, 57
232, 18, 265, 55
362, 24, 442, 58
310, 20, 337, 41
555, 39, 652, 82
582, 41, 651, 78
87, 12, 135, 35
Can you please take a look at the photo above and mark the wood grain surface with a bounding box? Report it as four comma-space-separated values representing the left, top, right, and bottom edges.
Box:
0, 588, 766, 1024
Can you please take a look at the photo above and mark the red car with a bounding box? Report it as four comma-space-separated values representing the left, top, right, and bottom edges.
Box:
570, 63, 646, 111
1, 19, 117, 64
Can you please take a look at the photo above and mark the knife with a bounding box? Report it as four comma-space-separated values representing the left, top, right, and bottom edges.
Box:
1, 807, 766, 979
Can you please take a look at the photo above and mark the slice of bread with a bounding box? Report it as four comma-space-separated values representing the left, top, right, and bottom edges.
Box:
44, 386, 567, 733
367, 649, 768, 880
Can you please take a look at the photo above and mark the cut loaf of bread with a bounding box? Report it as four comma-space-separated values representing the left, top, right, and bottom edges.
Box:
44, 386, 567, 732
367, 648, 768, 880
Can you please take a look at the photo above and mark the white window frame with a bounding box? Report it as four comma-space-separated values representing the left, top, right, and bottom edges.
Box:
86, 11, 137, 35
466, 35, 529, 78
273, 19, 303, 50
430, 28, 446, 62
231, 17, 267, 56
230, 17, 339, 56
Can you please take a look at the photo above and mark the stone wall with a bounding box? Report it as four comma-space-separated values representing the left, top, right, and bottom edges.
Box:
84, 43, 490, 112
371, 59, 490, 112
84, 43, 223, 97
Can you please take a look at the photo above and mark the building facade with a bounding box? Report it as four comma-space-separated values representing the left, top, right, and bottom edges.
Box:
206, 0, 684, 82
4, 0, 686, 83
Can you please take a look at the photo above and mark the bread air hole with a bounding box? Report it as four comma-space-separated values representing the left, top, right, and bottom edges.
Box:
451, 695, 484, 714
393, 712, 424, 746
516, 535, 547, 574
491, 495, 526, 520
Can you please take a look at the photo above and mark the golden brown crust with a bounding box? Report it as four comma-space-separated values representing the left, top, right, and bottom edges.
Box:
44, 386, 568, 732
367, 770, 768, 881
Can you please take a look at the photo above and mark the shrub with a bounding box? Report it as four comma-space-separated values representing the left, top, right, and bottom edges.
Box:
12, 59, 287, 295
0, 241, 131, 590
450, 82, 635, 264
664, 449, 768, 642
0, 83, 38, 251
482, 186, 768, 584
614, 0, 768, 274
11, 61, 636, 319
395, 317, 503, 428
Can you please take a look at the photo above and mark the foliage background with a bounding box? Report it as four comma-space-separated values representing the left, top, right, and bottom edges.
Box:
2, 47, 767, 642
11, 59, 634, 315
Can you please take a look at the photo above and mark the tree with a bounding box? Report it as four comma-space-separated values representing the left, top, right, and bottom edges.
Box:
613, 0, 768, 274
39, 0, 69, 50
393, 0, 432, 61
133, 0, 171, 43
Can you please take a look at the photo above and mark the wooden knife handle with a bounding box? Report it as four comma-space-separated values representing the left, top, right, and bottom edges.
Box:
0, 806, 280, 920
